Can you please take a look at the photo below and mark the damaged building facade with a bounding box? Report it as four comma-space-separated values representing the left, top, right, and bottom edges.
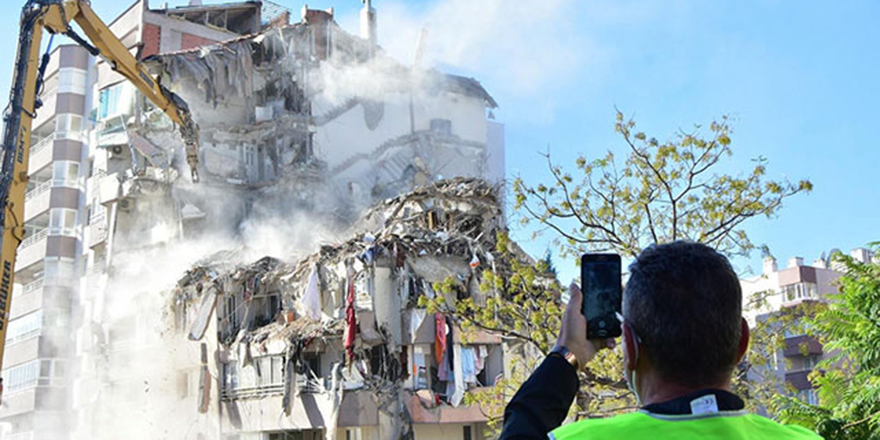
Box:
1, 1, 507, 440
174, 178, 510, 440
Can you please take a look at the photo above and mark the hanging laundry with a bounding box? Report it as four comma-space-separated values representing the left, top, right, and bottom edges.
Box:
434, 313, 446, 364
399, 270, 410, 305
243, 274, 259, 302
410, 309, 426, 343
412, 347, 427, 389
450, 343, 465, 407
460, 347, 477, 384
438, 347, 450, 381
303, 264, 322, 320
445, 371, 456, 402
475, 345, 488, 372
469, 253, 481, 269
343, 272, 357, 364
445, 316, 455, 370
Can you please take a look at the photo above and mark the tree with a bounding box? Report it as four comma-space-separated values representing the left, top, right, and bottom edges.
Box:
543, 249, 559, 279
513, 111, 812, 260
426, 111, 812, 433
775, 246, 880, 440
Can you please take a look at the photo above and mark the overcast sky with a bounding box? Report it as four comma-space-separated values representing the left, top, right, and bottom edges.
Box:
1, 0, 877, 283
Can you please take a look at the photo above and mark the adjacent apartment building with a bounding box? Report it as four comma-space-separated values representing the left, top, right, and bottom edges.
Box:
741, 248, 875, 404
1, 1, 265, 439
0, 42, 91, 440
2, 1, 506, 440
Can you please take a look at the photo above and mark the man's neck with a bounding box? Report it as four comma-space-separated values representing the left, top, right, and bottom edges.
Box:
637, 370, 729, 406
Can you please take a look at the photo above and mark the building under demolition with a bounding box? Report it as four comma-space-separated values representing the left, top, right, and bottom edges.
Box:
1, 1, 508, 440
170, 178, 512, 440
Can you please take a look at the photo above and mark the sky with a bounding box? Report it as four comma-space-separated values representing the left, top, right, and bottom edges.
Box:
0, 0, 877, 284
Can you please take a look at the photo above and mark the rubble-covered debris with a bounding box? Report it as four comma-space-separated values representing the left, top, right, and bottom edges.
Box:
170, 178, 514, 437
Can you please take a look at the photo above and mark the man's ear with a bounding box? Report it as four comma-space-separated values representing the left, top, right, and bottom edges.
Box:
736, 318, 750, 363
623, 324, 638, 371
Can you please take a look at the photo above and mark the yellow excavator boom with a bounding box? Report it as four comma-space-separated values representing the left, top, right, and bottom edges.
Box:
0, 0, 201, 394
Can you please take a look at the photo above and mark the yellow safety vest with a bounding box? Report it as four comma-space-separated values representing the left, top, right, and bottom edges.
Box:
549, 410, 821, 440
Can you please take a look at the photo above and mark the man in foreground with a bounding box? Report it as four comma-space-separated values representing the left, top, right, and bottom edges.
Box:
499, 241, 820, 439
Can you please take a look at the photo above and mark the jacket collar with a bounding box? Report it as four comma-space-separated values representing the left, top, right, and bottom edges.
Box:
641, 388, 745, 415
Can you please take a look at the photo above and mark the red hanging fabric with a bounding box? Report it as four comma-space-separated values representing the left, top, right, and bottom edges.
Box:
343, 274, 357, 363
434, 313, 447, 364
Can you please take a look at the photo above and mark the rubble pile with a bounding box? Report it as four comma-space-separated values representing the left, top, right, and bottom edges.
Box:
171, 178, 515, 437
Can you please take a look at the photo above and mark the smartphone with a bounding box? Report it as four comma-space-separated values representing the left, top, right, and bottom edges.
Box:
581, 254, 622, 339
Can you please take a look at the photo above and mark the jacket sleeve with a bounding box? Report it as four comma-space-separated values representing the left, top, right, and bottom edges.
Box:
499, 355, 579, 440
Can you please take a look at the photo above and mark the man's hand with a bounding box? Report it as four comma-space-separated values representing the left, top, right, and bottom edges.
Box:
554, 283, 615, 368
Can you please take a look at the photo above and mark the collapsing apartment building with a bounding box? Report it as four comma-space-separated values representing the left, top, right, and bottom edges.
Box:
172, 178, 511, 440
2, 1, 509, 440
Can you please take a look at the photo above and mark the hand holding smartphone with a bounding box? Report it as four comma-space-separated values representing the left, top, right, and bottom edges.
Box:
581, 254, 622, 339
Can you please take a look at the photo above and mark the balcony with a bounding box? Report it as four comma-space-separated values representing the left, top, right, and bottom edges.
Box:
96, 115, 129, 147
7, 431, 35, 440
785, 370, 813, 391
407, 389, 490, 424
24, 181, 51, 202
10, 279, 44, 320
6, 323, 41, 347
96, 173, 121, 205
15, 230, 48, 272
87, 217, 108, 248
220, 383, 284, 400
0, 388, 36, 418
784, 335, 823, 357
32, 93, 56, 130
20, 229, 48, 249
23, 181, 51, 222
28, 133, 55, 175
220, 388, 379, 433
24, 178, 82, 223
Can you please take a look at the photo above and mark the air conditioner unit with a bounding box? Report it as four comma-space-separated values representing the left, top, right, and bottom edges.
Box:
118, 198, 133, 212
110, 145, 124, 156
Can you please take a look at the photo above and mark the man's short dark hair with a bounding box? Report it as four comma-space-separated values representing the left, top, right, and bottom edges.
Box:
624, 241, 742, 387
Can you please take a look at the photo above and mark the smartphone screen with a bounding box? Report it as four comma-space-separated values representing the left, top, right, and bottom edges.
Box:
581, 254, 622, 339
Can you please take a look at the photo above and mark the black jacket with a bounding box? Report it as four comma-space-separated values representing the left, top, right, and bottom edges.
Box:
498, 355, 745, 440
499, 355, 579, 440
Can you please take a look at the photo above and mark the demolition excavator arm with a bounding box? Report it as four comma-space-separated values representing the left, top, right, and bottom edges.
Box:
0, 0, 201, 397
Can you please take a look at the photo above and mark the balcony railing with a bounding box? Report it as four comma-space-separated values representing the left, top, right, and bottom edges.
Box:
220, 383, 284, 400
20, 229, 48, 249
220, 376, 326, 401
7, 327, 41, 346
89, 209, 106, 226
24, 178, 82, 202
51, 178, 81, 190
6, 431, 34, 440
29, 133, 55, 157
22, 278, 44, 294
784, 335, 823, 357
24, 181, 51, 201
